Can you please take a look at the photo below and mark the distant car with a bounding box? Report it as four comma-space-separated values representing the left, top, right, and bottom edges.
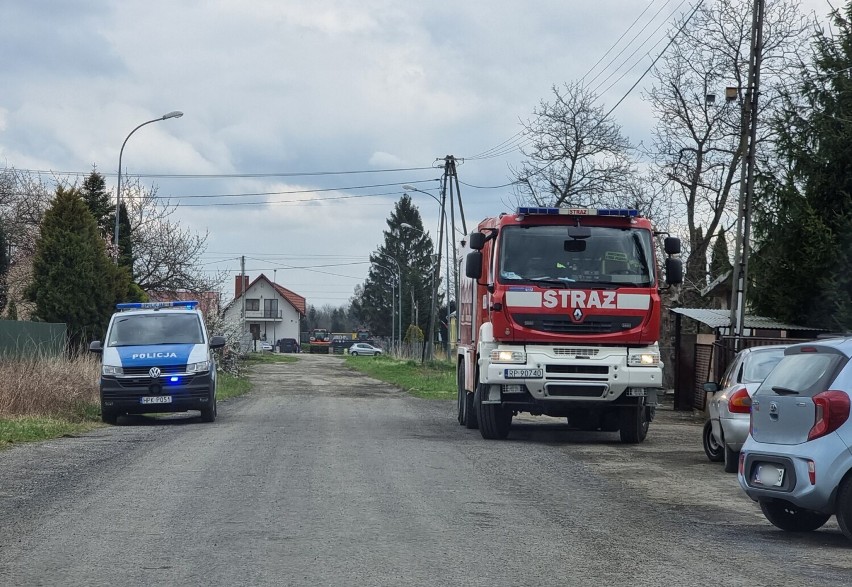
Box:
349, 342, 382, 356
259, 341, 273, 352
739, 339, 852, 540
277, 338, 299, 353
702, 345, 788, 472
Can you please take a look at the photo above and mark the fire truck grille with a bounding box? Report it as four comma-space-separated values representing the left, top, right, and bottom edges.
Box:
512, 314, 643, 334
546, 365, 609, 375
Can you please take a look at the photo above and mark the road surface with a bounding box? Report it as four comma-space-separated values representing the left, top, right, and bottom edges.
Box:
1, 354, 850, 586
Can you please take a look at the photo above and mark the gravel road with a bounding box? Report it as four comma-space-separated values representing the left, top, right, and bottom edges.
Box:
1, 354, 851, 586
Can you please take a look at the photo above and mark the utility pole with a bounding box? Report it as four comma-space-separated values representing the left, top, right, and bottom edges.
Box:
424, 155, 467, 361
240, 255, 247, 351
729, 0, 765, 350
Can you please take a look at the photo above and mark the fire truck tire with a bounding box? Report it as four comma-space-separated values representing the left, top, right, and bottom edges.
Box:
465, 382, 479, 430
457, 364, 467, 425
477, 385, 511, 440
619, 401, 648, 444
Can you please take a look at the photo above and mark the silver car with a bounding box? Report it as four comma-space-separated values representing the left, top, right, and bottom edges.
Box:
349, 342, 382, 356
703, 345, 788, 472
739, 338, 852, 540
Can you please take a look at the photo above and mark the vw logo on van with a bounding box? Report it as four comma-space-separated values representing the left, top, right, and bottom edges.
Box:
148, 367, 161, 379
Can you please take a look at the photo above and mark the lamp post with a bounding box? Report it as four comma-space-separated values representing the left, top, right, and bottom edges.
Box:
114, 110, 184, 262
374, 252, 403, 349
403, 185, 447, 361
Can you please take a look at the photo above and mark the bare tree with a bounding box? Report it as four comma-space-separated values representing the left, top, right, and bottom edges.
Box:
646, 0, 810, 303
511, 82, 637, 208
121, 177, 225, 294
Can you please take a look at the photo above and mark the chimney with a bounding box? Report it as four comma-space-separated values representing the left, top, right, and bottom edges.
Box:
235, 275, 249, 298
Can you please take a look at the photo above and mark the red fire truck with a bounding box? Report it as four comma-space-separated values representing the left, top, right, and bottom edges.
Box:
457, 206, 682, 442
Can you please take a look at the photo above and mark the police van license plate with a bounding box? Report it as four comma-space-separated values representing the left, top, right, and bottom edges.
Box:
753, 464, 785, 487
140, 396, 172, 404
504, 368, 543, 379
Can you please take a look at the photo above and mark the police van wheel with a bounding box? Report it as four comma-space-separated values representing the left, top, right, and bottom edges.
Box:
200, 397, 217, 423
101, 409, 117, 425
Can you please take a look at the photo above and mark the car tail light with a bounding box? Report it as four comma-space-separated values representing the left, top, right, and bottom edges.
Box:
807, 460, 816, 485
807, 390, 851, 441
728, 387, 751, 414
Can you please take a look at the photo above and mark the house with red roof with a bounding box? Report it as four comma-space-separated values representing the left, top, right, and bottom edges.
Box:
222, 274, 306, 346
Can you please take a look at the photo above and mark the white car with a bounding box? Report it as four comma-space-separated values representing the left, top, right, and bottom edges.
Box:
702, 344, 788, 472
349, 342, 382, 356
259, 341, 273, 352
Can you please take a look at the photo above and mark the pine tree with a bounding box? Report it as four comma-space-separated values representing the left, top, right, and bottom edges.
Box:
80, 169, 115, 237
357, 196, 439, 337
25, 186, 131, 346
751, 4, 852, 330
709, 230, 732, 281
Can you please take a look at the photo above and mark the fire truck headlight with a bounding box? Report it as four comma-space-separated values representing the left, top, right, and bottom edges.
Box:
629, 353, 661, 367
491, 350, 526, 364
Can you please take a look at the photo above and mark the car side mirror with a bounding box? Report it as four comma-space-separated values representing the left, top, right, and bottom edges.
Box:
703, 382, 719, 393
89, 340, 103, 353
209, 335, 226, 349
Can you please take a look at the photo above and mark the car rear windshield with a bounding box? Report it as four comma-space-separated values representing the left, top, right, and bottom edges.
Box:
755, 351, 846, 398
742, 348, 786, 383
108, 314, 204, 346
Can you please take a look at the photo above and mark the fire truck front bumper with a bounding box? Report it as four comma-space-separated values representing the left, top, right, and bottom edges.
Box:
481, 345, 663, 405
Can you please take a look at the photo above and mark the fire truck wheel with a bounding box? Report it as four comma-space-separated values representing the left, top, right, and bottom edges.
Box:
477, 386, 511, 440
619, 401, 648, 444
457, 364, 466, 425
465, 383, 479, 430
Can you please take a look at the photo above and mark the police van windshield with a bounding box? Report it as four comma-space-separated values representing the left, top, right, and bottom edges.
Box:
107, 314, 205, 346
498, 225, 655, 287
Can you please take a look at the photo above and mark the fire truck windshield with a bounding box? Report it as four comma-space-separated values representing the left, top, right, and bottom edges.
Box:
497, 225, 655, 287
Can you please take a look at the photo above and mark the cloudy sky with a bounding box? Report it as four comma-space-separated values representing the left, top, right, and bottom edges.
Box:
0, 0, 833, 307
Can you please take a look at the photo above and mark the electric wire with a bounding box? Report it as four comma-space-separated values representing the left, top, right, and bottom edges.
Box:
11, 166, 436, 179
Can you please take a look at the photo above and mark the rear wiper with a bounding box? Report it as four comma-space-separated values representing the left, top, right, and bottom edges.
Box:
772, 386, 800, 395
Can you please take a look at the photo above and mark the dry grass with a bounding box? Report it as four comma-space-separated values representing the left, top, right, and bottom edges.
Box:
0, 351, 100, 420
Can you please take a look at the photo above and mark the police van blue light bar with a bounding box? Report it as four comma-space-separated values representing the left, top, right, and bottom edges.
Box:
116, 301, 199, 310
516, 207, 638, 217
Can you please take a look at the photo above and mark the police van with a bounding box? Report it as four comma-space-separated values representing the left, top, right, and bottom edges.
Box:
89, 301, 226, 424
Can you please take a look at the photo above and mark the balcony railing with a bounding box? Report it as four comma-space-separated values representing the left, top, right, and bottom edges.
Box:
244, 309, 283, 320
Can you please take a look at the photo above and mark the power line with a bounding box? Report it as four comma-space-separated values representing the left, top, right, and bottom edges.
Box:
10, 166, 436, 179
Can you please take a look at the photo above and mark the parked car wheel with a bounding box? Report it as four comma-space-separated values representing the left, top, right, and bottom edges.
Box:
836, 477, 852, 541
759, 499, 831, 532
703, 421, 724, 462
723, 442, 739, 473
350, 351, 358, 356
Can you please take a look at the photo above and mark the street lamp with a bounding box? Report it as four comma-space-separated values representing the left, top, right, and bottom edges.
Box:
373, 253, 403, 349
114, 110, 184, 262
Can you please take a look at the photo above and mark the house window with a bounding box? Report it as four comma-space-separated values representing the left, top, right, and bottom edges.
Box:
246, 299, 260, 311
264, 299, 279, 318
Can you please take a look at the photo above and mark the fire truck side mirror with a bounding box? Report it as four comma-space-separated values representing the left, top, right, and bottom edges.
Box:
665, 257, 683, 285
664, 237, 681, 255
468, 232, 486, 250
465, 251, 483, 279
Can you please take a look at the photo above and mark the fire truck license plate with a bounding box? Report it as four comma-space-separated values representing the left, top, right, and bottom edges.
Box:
140, 396, 173, 404
504, 369, 543, 379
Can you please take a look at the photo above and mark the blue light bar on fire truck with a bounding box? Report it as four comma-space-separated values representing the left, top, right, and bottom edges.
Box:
516, 207, 639, 217
116, 301, 199, 311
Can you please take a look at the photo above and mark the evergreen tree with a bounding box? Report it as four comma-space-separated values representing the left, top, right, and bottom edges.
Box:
25, 186, 131, 346
116, 201, 133, 273
80, 169, 115, 237
751, 4, 852, 330
357, 195, 439, 337
709, 230, 732, 281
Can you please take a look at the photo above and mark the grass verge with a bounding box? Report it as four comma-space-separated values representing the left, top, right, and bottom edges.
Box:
345, 355, 455, 400
244, 352, 299, 365
0, 354, 271, 448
